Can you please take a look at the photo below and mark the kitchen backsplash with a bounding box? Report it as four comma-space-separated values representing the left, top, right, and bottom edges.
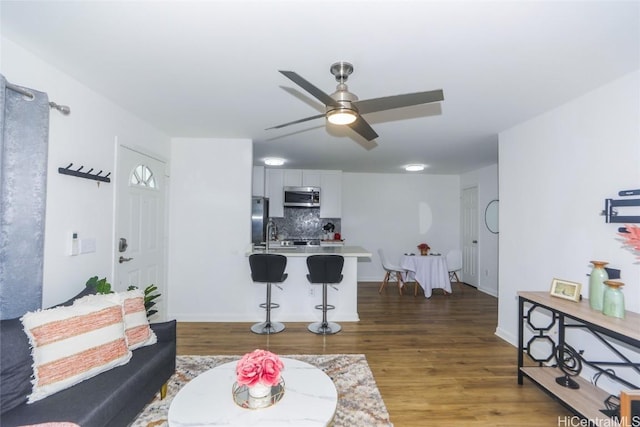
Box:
271, 207, 340, 240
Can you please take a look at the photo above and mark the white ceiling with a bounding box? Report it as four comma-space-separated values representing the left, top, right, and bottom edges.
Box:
1, 1, 638, 174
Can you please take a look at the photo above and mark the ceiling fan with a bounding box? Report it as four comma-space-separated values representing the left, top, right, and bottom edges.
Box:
267, 61, 444, 141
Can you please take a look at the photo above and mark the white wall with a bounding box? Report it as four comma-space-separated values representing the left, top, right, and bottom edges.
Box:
167, 138, 256, 321
497, 70, 640, 347
342, 172, 460, 282
461, 164, 499, 296
1, 36, 171, 307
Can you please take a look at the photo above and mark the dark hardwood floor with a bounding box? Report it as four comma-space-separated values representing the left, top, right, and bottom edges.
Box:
177, 281, 570, 426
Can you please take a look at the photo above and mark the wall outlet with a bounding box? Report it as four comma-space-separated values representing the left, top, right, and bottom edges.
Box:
308, 286, 315, 297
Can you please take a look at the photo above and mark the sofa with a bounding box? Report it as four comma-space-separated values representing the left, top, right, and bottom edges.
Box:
0, 288, 176, 427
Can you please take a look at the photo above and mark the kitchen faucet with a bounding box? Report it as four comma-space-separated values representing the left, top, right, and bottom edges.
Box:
266, 220, 276, 252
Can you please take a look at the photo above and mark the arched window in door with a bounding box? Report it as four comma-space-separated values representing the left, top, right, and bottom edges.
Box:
130, 164, 157, 189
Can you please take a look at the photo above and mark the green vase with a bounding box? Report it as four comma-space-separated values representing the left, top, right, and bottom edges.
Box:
588, 261, 608, 311
603, 280, 625, 319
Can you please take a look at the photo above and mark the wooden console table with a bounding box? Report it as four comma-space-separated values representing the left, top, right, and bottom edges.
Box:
518, 291, 640, 425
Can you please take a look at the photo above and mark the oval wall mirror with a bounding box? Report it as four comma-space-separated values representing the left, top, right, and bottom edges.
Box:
485, 199, 499, 234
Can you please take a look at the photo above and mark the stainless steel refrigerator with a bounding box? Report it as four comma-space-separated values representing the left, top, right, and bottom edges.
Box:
251, 197, 269, 245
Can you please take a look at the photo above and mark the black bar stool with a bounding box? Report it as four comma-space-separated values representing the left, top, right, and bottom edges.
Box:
306, 255, 344, 335
249, 254, 288, 334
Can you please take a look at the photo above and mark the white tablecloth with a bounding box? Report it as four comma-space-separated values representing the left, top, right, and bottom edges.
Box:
400, 255, 452, 298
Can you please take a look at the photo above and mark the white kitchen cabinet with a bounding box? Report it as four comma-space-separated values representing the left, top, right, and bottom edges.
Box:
283, 169, 302, 187
319, 171, 342, 218
266, 168, 342, 218
252, 166, 265, 197
302, 170, 321, 187
265, 168, 284, 217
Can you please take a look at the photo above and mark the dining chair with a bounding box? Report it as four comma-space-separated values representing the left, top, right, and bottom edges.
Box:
446, 249, 464, 294
377, 249, 409, 295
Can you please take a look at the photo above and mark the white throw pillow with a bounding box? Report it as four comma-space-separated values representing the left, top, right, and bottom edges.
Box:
117, 289, 157, 350
21, 293, 131, 403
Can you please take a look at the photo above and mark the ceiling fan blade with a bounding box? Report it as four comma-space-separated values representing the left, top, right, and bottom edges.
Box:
347, 116, 379, 141
354, 89, 444, 115
265, 113, 326, 130
279, 70, 340, 108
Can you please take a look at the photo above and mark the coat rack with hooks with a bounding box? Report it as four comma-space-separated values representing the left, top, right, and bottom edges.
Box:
58, 163, 111, 183
603, 189, 640, 230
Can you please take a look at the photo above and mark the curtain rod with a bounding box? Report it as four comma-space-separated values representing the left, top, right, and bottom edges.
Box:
6, 81, 71, 115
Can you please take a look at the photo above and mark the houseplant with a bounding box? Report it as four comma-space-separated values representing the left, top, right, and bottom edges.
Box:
85, 277, 161, 318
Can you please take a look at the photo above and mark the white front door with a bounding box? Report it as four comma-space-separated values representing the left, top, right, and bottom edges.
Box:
115, 146, 167, 320
461, 186, 479, 287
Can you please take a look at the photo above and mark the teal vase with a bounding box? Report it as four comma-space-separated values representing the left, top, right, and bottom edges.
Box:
602, 280, 625, 319
588, 261, 608, 311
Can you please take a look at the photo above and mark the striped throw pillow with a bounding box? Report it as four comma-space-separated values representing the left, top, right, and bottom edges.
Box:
118, 289, 157, 350
21, 293, 131, 403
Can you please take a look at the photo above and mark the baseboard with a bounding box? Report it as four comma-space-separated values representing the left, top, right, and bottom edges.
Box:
494, 326, 517, 347
168, 312, 360, 322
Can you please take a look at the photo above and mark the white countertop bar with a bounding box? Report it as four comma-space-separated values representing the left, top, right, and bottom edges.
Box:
249, 245, 371, 258
246, 245, 371, 322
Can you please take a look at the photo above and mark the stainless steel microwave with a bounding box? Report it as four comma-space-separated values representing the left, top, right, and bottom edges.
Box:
283, 186, 320, 207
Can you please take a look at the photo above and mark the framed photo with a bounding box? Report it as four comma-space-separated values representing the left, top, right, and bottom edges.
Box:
549, 278, 582, 302
620, 390, 640, 427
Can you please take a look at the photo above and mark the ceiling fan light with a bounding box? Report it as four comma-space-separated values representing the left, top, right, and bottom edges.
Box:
264, 157, 285, 166
327, 109, 357, 125
405, 164, 426, 172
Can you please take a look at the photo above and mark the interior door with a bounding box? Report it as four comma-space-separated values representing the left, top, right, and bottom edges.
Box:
115, 146, 166, 319
462, 187, 479, 287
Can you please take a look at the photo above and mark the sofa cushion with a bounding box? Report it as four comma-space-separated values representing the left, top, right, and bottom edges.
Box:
0, 317, 33, 413
20, 424, 80, 427
21, 293, 131, 403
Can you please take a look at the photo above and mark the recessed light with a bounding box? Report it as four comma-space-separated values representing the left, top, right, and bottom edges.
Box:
405, 164, 425, 172
264, 158, 285, 166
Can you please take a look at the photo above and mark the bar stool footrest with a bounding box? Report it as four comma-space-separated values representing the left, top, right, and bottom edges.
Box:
314, 303, 335, 311
259, 302, 280, 310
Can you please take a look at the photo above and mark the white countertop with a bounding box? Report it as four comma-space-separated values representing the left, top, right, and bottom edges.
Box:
249, 245, 372, 258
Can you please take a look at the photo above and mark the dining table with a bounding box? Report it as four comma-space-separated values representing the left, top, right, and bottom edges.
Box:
400, 254, 452, 298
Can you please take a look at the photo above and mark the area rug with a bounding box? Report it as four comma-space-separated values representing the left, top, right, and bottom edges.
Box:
131, 354, 393, 427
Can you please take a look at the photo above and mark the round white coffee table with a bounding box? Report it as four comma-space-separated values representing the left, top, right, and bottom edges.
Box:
168, 357, 337, 426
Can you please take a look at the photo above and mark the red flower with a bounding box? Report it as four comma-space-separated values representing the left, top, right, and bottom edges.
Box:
417, 243, 430, 250
236, 349, 284, 387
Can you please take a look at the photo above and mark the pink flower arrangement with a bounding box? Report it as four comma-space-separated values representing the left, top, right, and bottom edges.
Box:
417, 243, 430, 251
619, 224, 640, 258
236, 349, 284, 387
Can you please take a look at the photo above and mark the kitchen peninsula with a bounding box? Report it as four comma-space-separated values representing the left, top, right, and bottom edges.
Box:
247, 245, 372, 322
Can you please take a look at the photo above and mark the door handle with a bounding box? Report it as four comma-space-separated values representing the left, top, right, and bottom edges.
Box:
472, 240, 478, 244
119, 256, 134, 264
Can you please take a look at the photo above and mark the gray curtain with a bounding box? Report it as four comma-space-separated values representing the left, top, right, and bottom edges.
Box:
0, 74, 49, 319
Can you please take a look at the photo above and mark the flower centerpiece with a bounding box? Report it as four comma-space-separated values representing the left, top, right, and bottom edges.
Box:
236, 349, 284, 399
417, 243, 430, 256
